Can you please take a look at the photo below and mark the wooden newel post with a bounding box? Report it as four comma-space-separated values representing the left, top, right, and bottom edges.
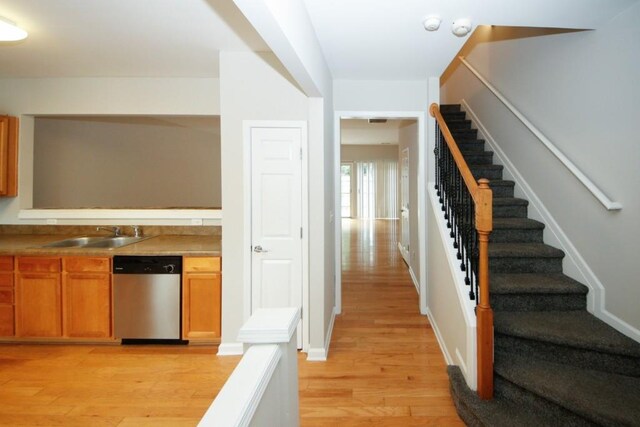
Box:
475, 178, 494, 400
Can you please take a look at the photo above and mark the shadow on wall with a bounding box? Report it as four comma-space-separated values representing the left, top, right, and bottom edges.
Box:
441, 26, 588, 86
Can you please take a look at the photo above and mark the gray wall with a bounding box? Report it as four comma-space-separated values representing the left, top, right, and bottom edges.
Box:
33, 116, 221, 208
441, 2, 640, 335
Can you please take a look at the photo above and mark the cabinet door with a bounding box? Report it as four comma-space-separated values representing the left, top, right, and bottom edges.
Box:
62, 272, 111, 338
182, 272, 221, 340
0, 116, 18, 197
0, 271, 14, 336
15, 272, 62, 337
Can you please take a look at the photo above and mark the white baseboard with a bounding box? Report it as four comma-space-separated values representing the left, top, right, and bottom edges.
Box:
306, 306, 337, 362
408, 266, 419, 294
217, 342, 244, 356
461, 99, 640, 343
426, 308, 454, 365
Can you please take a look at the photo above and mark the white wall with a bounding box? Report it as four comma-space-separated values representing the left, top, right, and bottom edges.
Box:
334, 80, 428, 112
0, 77, 220, 224
219, 51, 332, 353
33, 116, 220, 209
441, 2, 640, 335
398, 122, 420, 283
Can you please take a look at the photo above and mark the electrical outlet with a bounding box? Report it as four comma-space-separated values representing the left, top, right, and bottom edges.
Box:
191, 218, 203, 226
46, 219, 57, 225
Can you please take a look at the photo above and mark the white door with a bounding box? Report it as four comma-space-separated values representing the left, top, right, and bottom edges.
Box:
250, 126, 303, 343
400, 148, 410, 263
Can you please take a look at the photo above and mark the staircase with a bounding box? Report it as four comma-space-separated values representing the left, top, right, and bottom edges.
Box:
440, 104, 640, 426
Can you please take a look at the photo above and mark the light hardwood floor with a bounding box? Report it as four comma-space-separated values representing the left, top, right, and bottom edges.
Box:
0, 219, 462, 426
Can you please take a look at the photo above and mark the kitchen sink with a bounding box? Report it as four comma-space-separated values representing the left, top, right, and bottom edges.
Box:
82, 236, 149, 249
39, 236, 111, 248
39, 236, 150, 249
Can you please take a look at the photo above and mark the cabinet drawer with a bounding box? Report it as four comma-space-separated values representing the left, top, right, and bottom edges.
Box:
63, 257, 111, 273
17, 257, 61, 273
0, 287, 13, 304
0, 272, 12, 287
0, 256, 13, 272
184, 257, 221, 273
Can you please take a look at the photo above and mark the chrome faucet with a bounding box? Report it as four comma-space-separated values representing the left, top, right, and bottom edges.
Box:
132, 225, 143, 238
96, 226, 122, 237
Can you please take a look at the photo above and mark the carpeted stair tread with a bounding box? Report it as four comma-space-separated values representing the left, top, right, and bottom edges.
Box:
492, 273, 588, 295
494, 310, 640, 357
494, 353, 640, 426
448, 366, 576, 427
489, 243, 564, 258
440, 104, 461, 112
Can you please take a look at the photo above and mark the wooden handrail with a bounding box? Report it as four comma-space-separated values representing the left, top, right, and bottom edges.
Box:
430, 103, 494, 400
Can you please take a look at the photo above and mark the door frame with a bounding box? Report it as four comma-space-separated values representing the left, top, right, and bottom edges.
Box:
243, 120, 310, 352
334, 111, 428, 316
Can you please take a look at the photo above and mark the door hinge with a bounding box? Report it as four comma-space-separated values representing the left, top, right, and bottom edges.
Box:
300, 227, 303, 238
300, 148, 302, 160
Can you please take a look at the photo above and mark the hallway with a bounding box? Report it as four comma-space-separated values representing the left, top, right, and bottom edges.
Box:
298, 219, 463, 426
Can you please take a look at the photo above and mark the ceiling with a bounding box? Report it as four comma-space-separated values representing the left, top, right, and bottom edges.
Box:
0, 0, 636, 81
302, 0, 638, 79
0, 0, 267, 78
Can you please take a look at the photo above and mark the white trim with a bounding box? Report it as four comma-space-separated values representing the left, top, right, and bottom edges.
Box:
459, 56, 622, 211
455, 348, 468, 379
306, 306, 337, 362
238, 307, 301, 344
217, 342, 244, 356
19, 208, 221, 221
462, 100, 640, 343
426, 308, 453, 365
242, 121, 310, 352
408, 266, 419, 294
397, 242, 409, 265
334, 110, 428, 318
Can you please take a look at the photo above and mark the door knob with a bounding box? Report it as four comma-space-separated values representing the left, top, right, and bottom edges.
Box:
253, 245, 269, 253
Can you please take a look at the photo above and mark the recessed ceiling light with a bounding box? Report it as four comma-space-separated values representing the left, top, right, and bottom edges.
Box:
0, 16, 28, 42
423, 15, 441, 32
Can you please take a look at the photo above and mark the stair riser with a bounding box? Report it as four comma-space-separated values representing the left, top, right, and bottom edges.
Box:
495, 335, 640, 377
490, 185, 515, 198
442, 112, 466, 120
471, 167, 503, 180
440, 105, 461, 113
459, 142, 486, 152
451, 129, 478, 139
464, 153, 494, 165
492, 293, 586, 311
494, 204, 528, 218
490, 257, 563, 274
494, 376, 597, 427
446, 121, 472, 130
491, 228, 543, 243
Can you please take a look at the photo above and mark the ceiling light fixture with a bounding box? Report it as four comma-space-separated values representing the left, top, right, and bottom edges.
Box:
452, 18, 472, 37
423, 15, 441, 32
0, 16, 28, 41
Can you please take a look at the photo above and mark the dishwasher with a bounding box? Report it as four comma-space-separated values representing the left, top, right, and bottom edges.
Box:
113, 255, 183, 343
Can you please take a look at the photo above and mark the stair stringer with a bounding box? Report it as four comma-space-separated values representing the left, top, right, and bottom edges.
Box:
461, 99, 640, 343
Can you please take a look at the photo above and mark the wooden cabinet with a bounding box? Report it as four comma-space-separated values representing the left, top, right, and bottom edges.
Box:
15, 257, 62, 337
62, 257, 112, 338
0, 115, 19, 197
182, 256, 221, 341
0, 256, 14, 336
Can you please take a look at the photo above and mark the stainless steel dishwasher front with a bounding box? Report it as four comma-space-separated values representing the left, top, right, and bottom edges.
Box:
113, 256, 182, 341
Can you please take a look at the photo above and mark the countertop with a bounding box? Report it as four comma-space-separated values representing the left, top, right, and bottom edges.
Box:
0, 234, 221, 257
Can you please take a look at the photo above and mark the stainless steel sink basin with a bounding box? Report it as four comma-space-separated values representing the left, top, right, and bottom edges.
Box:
40, 236, 110, 248
39, 235, 150, 249
82, 236, 149, 249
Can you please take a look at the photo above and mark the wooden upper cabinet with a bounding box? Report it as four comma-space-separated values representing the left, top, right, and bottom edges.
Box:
62, 257, 112, 338
15, 257, 62, 337
0, 115, 19, 197
182, 256, 221, 341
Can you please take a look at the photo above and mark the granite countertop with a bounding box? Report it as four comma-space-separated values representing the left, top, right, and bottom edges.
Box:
0, 234, 221, 257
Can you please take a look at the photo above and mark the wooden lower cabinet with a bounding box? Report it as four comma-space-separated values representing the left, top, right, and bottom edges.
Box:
62, 269, 111, 338
15, 257, 62, 337
0, 256, 13, 336
182, 256, 221, 341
